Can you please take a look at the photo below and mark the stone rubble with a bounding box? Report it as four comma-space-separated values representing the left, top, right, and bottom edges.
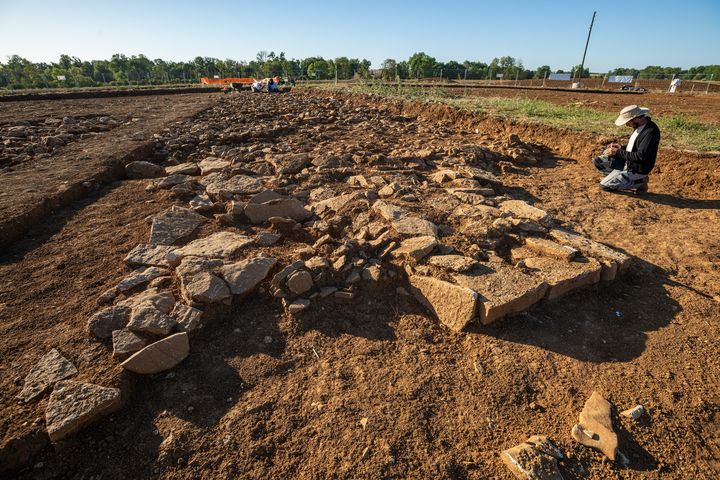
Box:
17, 349, 78, 402
45, 381, 122, 442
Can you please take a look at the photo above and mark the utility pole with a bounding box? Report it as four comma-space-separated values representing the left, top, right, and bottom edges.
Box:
577, 11, 596, 84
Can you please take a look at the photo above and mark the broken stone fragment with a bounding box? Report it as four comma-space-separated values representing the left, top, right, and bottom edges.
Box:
17, 349, 78, 402
112, 329, 150, 360
287, 298, 310, 314
87, 305, 131, 339
171, 303, 203, 332
548, 228, 631, 276
115, 266, 169, 293
372, 200, 405, 221
391, 236, 438, 262
220, 257, 278, 296
149, 206, 207, 245
312, 192, 363, 216
362, 264, 382, 281
121, 332, 190, 374
189, 194, 214, 212
124, 244, 173, 268
244, 198, 311, 224
520, 254, 602, 301
621, 405, 645, 420
500, 200, 552, 226
201, 173, 263, 199
127, 304, 176, 336
500, 439, 563, 480
571, 391, 619, 461
45, 381, 122, 442
118, 289, 175, 314
166, 162, 200, 176
167, 231, 254, 265
524, 237, 578, 261
198, 157, 230, 175
409, 275, 478, 332
392, 217, 438, 237
156, 174, 192, 190
286, 270, 314, 294
427, 255, 479, 272
255, 232, 282, 246
181, 271, 231, 304
126, 161, 166, 179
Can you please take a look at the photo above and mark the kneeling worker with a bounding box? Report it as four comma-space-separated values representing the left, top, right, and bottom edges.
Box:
593, 105, 660, 194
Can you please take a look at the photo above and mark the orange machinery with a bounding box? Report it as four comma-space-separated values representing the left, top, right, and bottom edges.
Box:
200, 77, 281, 85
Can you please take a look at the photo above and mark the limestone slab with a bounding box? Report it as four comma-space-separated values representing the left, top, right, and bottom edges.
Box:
112, 329, 150, 359
168, 231, 254, 264
571, 391, 619, 461
409, 275, 478, 332
124, 244, 173, 267
18, 349, 78, 402
244, 198, 311, 224
220, 257, 277, 296
121, 332, 190, 374
87, 305, 131, 338
45, 381, 121, 442
391, 236, 438, 261
149, 206, 207, 245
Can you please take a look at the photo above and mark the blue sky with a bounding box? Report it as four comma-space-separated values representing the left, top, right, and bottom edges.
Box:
0, 0, 718, 71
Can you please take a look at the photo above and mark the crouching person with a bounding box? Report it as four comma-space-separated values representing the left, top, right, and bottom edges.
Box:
593, 105, 660, 194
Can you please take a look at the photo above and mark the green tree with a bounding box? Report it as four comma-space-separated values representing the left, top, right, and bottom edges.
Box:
408, 52, 437, 78
535, 65, 551, 79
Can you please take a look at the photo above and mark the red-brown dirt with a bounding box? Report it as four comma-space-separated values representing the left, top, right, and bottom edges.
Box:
0, 90, 718, 480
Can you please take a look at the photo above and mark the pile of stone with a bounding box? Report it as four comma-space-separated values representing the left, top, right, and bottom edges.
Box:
0, 115, 124, 170
20, 93, 634, 443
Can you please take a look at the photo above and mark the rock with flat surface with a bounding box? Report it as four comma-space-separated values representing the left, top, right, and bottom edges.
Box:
121, 332, 190, 374
549, 228, 631, 278
220, 257, 277, 296
45, 381, 121, 442
168, 231, 254, 264
115, 266, 169, 292
171, 304, 203, 332
126, 161, 166, 179
519, 253, 602, 300
149, 206, 207, 245
428, 255, 479, 272
500, 200, 552, 226
391, 236, 438, 261
249, 190, 284, 204
244, 198, 311, 224
18, 349, 78, 402
571, 391, 619, 461
127, 305, 176, 336
181, 271, 231, 304
118, 289, 175, 313
454, 259, 548, 324
87, 305, 131, 338
166, 163, 200, 176
409, 275, 478, 332
457, 165, 503, 186
270, 153, 310, 174
112, 329, 149, 359
157, 174, 192, 189
312, 192, 363, 216
524, 237, 578, 261
202, 173, 263, 199
255, 232, 282, 246
500, 441, 563, 480
392, 217, 438, 237
189, 194, 214, 212
124, 244, 173, 267
372, 200, 405, 221
286, 270, 314, 294
199, 157, 231, 175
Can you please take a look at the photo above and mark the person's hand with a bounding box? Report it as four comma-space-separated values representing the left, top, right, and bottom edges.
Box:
603, 144, 620, 156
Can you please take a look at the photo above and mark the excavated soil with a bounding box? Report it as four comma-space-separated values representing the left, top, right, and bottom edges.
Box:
1, 90, 718, 480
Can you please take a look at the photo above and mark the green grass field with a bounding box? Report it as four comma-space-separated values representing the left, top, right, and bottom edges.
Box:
313, 84, 720, 152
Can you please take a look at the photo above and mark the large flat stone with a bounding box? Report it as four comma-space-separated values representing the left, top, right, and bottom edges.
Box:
500, 441, 563, 480
201, 173, 264, 199
372, 200, 405, 221
45, 381, 121, 442
427, 255, 479, 272
168, 231, 254, 265
549, 228, 631, 276
454, 259, 548, 324
117, 289, 175, 313
87, 305, 131, 339
524, 237, 578, 261
149, 206, 207, 245
409, 275, 478, 332
126, 161, 166, 179
199, 157, 231, 175
312, 192, 363, 216
166, 162, 200, 176
244, 198, 311, 224
17, 349, 78, 402
124, 244, 173, 267
115, 266, 169, 292
121, 332, 190, 374
220, 257, 277, 296
518, 252, 602, 301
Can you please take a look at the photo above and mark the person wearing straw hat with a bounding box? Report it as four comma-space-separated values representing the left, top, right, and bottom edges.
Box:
592, 105, 661, 194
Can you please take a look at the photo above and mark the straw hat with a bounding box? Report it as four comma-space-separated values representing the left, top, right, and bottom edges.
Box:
615, 105, 650, 126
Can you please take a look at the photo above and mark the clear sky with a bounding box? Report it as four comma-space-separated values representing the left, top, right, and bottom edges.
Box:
0, 0, 718, 71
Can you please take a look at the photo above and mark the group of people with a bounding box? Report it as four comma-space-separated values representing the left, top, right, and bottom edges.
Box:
251, 77, 281, 93
592, 104, 661, 194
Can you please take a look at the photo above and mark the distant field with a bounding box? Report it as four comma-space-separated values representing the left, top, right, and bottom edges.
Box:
312, 84, 720, 152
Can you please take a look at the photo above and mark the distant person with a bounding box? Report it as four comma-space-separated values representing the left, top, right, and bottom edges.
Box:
268, 77, 279, 93
592, 105, 661, 194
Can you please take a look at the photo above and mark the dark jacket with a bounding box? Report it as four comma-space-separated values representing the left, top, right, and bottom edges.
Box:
612, 118, 661, 175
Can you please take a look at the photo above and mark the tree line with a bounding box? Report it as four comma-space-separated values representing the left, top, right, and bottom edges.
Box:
1, 51, 718, 89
